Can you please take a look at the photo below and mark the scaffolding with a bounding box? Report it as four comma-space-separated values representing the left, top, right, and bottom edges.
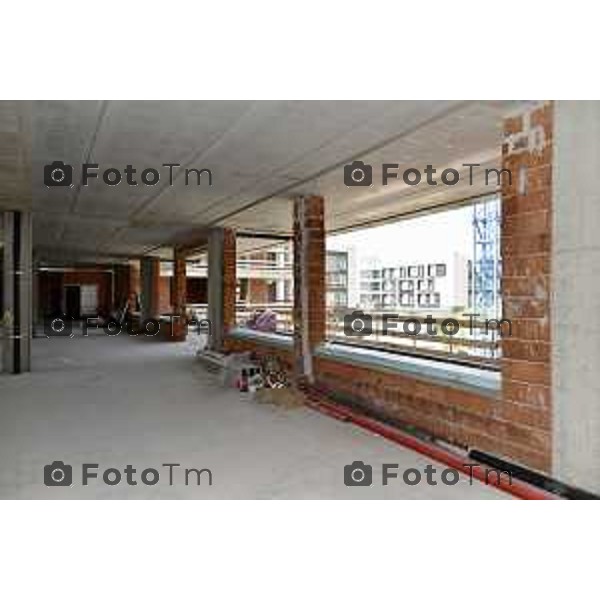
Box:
471, 196, 501, 318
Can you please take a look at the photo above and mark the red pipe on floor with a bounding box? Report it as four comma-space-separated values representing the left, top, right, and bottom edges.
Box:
303, 387, 557, 500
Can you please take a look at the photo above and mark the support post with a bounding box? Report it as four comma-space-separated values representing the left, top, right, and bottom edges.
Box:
293, 195, 325, 383
140, 257, 160, 321
500, 103, 553, 473
207, 228, 236, 351
1, 210, 33, 374
550, 101, 600, 493
171, 248, 187, 341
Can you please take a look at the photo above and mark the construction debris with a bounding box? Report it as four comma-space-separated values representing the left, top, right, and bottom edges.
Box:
253, 385, 306, 409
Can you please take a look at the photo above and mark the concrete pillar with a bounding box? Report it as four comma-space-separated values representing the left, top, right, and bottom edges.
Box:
551, 101, 600, 493
171, 248, 187, 341
207, 228, 236, 351
1, 210, 33, 374
113, 263, 130, 311
140, 257, 160, 321
293, 195, 325, 382
32, 258, 41, 330
129, 260, 141, 310
276, 279, 286, 303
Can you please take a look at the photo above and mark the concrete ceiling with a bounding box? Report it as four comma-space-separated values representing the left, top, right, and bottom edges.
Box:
21, 100, 525, 262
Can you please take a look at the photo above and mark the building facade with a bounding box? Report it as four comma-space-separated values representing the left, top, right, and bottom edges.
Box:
357, 253, 469, 311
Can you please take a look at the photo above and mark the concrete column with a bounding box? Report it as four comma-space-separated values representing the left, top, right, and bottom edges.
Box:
551, 101, 600, 493
140, 257, 160, 321
1, 210, 33, 374
293, 195, 325, 382
276, 279, 286, 303
207, 228, 236, 351
113, 263, 130, 311
129, 260, 141, 310
171, 248, 187, 341
32, 258, 41, 330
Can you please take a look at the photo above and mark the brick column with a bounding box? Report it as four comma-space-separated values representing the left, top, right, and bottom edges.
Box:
500, 102, 553, 472
223, 228, 237, 337
140, 257, 161, 321
208, 228, 236, 351
293, 195, 326, 382
171, 249, 187, 341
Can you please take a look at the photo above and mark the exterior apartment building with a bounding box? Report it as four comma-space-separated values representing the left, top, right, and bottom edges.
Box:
161, 245, 353, 309
237, 246, 355, 308
326, 251, 348, 307
358, 252, 469, 312
236, 247, 293, 305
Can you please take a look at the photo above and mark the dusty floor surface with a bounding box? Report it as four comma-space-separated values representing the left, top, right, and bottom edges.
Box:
0, 332, 509, 499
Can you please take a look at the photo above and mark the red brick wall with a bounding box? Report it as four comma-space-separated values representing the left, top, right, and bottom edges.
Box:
224, 337, 294, 372
130, 262, 140, 297
247, 279, 270, 304
113, 263, 141, 310
158, 276, 172, 314
187, 277, 207, 304
113, 264, 131, 309
61, 270, 112, 315
500, 102, 553, 472
156, 275, 208, 308
224, 106, 555, 475
38, 271, 63, 316
293, 196, 325, 379
40, 269, 115, 316
169, 250, 187, 340
225, 335, 548, 473
223, 228, 237, 336
315, 358, 554, 470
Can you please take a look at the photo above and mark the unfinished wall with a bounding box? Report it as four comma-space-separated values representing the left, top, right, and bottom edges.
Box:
223, 229, 237, 335
140, 257, 161, 320
186, 277, 207, 304
500, 102, 554, 473
247, 279, 270, 304
552, 101, 600, 493
226, 334, 550, 473
113, 265, 131, 309
0, 102, 31, 213
1, 211, 32, 373
63, 270, 112, 315
159, 276, 172, 314
209, 228, 236, 351
39, 269, 113, 317
293, 196, 325, 380
223, 106, 558, 476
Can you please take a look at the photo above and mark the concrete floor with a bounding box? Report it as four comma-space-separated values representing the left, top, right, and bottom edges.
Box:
0, 333, 509, 499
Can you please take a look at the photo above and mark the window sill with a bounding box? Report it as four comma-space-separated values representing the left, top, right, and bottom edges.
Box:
228, 327, 293, 349
315, 342, 500, 400
227, 329, 500, 399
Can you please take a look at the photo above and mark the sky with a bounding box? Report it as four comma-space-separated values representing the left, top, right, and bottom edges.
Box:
327, 204, 475, 265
